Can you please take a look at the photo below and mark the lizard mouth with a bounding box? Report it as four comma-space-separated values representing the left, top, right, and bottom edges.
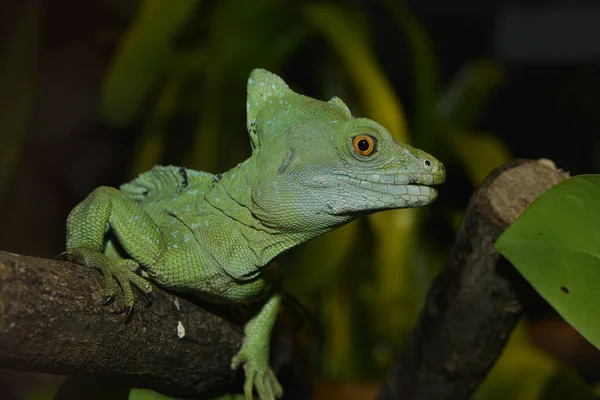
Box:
331, 172, 444, 206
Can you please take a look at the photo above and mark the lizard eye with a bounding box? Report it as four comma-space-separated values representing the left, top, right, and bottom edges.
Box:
352, 135, 376, 157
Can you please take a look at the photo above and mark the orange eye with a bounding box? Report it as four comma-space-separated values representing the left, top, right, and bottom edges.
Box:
352, 135, 375, 156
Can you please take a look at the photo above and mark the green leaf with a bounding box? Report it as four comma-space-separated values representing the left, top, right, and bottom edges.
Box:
102, 0, 200, 126
496, 175, 600, 350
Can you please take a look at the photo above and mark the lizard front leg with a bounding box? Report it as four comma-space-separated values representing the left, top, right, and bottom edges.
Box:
66, 186, 163, 309
232, 293, 283, 400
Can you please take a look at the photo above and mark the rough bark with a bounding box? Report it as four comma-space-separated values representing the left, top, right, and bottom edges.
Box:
0, 250, 252, 398
378, 158, 570, 400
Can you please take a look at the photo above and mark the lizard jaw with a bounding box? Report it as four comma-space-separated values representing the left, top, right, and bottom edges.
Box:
307, 171, 444, 214
335, 172, 442, 200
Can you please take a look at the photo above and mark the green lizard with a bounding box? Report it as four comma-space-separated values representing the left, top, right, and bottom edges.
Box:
65, 69, 445, 400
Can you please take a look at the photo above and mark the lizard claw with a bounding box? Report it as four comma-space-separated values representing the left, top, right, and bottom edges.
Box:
124, 305, 134, 323
66, 247, 153, 318
54, 251, 70, 261
102, 295, 115, 306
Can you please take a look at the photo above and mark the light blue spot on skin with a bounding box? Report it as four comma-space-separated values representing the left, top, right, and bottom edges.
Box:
215, 198, 220, 202
171, 220, 176, 225
129, 215, 140, 222
191, 223, 201, 229
185, 205, 191, 211
156, 239, 160, 244
187, 189, 198, 195
248, 78, 253, 84
205, 221, 209, 226
184, 235, 191, 242
172, 244, 179, 249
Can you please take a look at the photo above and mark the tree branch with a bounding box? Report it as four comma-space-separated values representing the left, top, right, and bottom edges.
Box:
0, 251, 258, 398
377, 158, 570, 400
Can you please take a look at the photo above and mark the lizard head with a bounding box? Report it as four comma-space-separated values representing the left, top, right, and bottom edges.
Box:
245, 69, 445, 233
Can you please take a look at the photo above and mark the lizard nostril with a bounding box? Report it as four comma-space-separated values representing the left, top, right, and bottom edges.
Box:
424, 159, 431, 167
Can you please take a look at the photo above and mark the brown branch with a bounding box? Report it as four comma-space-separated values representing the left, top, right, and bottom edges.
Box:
0, 251, 298, 398
378, 158, 570, 400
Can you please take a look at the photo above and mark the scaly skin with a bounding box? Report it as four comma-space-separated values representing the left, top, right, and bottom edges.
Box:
65, 69, 445, 400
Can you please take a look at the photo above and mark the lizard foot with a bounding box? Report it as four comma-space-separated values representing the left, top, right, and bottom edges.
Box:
66, 247, 153, 313
231, 347, 283, 400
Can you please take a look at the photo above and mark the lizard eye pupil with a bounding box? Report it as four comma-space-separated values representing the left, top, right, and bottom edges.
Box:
352, 135, 376, 157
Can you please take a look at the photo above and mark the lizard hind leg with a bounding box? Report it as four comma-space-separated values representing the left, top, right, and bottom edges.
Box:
66, 186, 161, 309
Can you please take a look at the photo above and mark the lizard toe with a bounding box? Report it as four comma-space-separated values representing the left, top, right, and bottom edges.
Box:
233, 350, 282, 400
66, 247, 152, 314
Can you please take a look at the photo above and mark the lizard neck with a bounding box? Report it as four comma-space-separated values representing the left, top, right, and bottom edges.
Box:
201, 156, 315, 269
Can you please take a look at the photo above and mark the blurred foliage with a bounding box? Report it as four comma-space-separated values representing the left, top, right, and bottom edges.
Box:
23, 389, 56, 400
540, 371, 600, 400
496, 175, 600, 350
0, 1, 39, 198
475, 323, 560, 400
129, 389, 174, 400
102, 0, 200, 126
437, 61, 512, 185
2, 0, 594, 399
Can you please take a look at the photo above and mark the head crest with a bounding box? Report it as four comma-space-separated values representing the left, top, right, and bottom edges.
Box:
328, 96, 352, 119
246, 69, 291, 150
